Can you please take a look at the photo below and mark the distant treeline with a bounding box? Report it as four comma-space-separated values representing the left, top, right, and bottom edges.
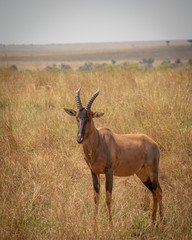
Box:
7, 58, 192, 72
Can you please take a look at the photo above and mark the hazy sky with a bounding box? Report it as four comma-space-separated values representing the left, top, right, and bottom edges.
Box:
0, 0, 192, 44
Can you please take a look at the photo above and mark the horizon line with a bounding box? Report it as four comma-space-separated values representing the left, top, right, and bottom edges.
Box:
0, 39, 191, 46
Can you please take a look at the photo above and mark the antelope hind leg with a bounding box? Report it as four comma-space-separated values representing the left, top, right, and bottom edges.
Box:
136, 166, 158, 224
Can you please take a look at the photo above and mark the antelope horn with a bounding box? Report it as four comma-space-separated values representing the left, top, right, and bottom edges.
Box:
85, 88, 100, 110
75, 87, 83, 109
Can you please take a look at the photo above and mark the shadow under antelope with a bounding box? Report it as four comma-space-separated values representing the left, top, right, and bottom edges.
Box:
64, 88, 163, 226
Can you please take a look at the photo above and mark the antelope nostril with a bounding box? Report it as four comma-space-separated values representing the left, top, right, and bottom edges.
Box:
77, 136, 84, 143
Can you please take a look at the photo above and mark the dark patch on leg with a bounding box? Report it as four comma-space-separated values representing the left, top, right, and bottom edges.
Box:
105, 168, 113, 193
143, 178, 159, 192
143, 178, 153, 192
105, 168, 113, 225
91, 171, 100, 193
152, 181, 158, 191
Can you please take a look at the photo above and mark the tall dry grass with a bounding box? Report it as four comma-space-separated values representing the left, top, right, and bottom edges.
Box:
0, 67, 192, 239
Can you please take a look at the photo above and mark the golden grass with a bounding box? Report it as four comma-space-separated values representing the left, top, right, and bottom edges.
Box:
0, 67, 192, 239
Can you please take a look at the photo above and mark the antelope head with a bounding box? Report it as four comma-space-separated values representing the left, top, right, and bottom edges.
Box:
64, 88, 104, 143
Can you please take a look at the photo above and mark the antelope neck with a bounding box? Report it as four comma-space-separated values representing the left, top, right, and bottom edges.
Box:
83, 121, 99, 152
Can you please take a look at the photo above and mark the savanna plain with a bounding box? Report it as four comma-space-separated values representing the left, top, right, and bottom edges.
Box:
0, 66, 192, 239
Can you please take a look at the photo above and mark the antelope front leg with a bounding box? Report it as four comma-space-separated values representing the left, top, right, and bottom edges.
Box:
105, 168, 113, 226
91, 171, 100, 226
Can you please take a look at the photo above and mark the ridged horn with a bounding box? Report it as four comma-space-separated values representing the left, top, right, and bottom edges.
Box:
85, 88, 100, 110
75, 87, 83, 109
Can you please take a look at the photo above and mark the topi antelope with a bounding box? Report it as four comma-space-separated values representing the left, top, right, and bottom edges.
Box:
64, 88, 163, 226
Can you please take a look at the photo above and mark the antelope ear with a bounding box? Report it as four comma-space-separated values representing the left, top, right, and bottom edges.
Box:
93, 112, 104, 118
64, 108, 76, 116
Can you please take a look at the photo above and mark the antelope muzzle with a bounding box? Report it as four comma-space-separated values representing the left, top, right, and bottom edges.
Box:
76, 116, 87, 144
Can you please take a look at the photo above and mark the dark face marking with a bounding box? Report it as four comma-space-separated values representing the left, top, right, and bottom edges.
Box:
76, 108, 89, 144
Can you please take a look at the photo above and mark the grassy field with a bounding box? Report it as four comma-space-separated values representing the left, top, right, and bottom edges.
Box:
0, 67, 192, 239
